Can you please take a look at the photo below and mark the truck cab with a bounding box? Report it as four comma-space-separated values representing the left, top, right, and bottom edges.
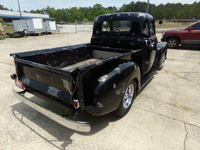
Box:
91, 12, 158, 75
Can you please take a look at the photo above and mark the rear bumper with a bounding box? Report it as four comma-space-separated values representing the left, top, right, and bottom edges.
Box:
12, 87, 91, 132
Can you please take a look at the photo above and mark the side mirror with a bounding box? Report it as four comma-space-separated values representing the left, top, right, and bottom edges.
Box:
159, 20, 163, 25
187, 26, 193, 31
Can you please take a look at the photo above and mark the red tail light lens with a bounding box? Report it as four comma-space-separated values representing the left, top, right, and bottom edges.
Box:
15, 80, 25, 90
73, 99, 80, 109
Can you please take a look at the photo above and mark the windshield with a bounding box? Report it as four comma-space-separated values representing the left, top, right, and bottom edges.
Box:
183, 20, 200, 30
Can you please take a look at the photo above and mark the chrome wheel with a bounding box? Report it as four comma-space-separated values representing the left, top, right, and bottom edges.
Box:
113, 81, 137, 117
123, 84, 134, 109
167, 38, 178, 48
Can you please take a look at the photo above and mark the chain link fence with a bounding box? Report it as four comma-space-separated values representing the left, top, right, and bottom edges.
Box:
56, 19, 199, 34
56, 21, 93, 33
155, 19, 200, 33
1, 19, 199, 37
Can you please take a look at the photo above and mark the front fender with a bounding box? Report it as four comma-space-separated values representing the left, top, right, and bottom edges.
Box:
86, 61, 140, 116
155, 42, 168, 68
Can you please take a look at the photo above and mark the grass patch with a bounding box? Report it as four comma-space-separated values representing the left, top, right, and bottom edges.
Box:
155, 21, 193, 29
0, 35, 8, 39
11, 35, 21, 38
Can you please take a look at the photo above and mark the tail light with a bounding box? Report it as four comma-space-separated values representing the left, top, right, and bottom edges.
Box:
15, 80, 25, 90
11, 74, 17, 80
73, 99, 80, 109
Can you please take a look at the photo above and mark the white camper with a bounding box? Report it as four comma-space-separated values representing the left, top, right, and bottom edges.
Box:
13, 18, 44, 35
43, 21, 56, 33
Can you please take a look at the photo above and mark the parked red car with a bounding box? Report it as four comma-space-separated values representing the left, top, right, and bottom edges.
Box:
161, 20, 200, 48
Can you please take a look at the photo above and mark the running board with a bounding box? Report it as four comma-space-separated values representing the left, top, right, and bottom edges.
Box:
140, 68, 157, 92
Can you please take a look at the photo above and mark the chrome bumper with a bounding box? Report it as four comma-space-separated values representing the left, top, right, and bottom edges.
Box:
12, 88, 91, 132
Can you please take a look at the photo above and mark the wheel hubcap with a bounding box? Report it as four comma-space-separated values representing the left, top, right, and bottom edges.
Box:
123, 84, 134, 109
168, 39, 177, 48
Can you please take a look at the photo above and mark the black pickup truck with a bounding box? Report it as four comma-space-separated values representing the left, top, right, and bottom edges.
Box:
11, 12, 167, 132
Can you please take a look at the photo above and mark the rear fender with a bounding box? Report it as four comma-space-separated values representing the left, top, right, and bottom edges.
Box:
86, 61, 140, 116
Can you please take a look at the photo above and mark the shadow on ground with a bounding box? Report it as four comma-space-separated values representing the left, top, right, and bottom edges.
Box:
11, 97, 121, 149
175, 45, 200, 51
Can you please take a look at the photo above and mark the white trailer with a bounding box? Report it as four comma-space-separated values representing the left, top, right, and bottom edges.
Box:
43, 21, 57, 33
13, 18, 44, 35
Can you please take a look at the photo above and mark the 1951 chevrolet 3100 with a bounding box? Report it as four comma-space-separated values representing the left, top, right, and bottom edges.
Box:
11, 12, 167, 132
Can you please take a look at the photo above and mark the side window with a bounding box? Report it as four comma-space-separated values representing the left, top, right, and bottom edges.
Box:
143, 22, 148, 36
149, 21, 155, 37
192, 23, 200, 30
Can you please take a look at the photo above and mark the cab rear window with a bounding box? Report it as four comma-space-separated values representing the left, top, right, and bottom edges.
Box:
102, 20, 131, 32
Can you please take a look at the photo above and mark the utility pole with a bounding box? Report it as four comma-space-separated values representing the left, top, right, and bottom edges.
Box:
147, 0, 150, 13
17, 0, 22, 19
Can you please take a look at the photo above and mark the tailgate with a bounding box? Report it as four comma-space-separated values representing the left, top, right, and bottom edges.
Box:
15, 58, 74, 103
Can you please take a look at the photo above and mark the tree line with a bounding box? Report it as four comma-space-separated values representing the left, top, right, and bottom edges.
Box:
30, 4, 116, 22
0, 4, 13, 11
30, 2, 200, 22
1, 1, 200, 22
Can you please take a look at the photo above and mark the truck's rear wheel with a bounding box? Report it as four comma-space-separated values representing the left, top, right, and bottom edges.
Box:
113, 81, 137, 117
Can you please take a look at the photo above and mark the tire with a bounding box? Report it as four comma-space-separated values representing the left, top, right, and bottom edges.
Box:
21, 30, 26, 37
167, 37, 179, 48
113, 81, 137, 117
20, 33, 25, 37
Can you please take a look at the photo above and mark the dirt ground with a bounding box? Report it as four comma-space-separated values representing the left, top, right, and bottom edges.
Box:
0, 32, 200, 150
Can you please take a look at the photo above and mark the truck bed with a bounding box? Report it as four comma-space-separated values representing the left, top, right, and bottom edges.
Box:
11, 44, 138, 105
11, 44, 134, 73
62, 50, 129, 71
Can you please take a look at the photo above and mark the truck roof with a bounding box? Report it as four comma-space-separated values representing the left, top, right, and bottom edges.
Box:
92, 12, 155, 39
94, 12, 154, 22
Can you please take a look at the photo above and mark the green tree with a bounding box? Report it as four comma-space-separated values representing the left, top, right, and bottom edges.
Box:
0, 19, 4, 23
0, 4, 8, 10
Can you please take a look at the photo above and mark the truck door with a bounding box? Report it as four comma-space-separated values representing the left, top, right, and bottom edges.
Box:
182, 22, 200, 46
142, 20, 157, 74
149, 20, 157, 66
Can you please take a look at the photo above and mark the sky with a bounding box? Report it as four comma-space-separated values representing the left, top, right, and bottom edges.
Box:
0, 0, 198, 11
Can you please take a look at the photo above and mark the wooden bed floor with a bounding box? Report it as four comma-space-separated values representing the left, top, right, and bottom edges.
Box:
62, 58, 99, 71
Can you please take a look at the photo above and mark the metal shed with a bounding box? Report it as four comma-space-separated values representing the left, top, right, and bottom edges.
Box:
0, 10, 53, 22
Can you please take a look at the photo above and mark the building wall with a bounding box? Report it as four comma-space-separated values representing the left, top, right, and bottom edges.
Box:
0, 10, 51, 23
0, 10, 49, 18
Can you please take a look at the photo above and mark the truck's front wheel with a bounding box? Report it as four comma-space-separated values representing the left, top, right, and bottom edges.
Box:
113, 81, 137, 117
